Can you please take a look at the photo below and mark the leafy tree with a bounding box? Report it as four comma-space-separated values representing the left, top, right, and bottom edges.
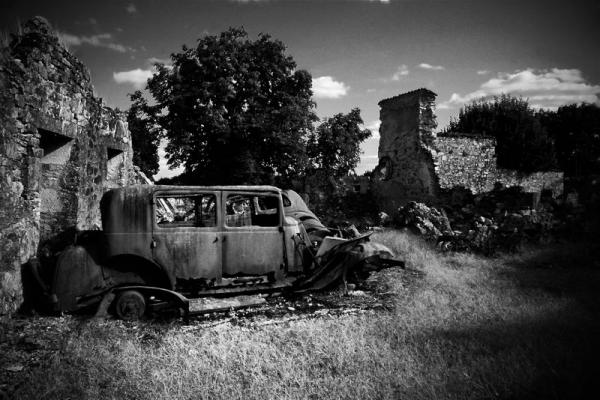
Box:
444, 94, 558, 172
127, 91, 160, 177
135, 27, 317, 186
304, 108, 372, 222
540, 103, 600, 177
307, 108, 371, 180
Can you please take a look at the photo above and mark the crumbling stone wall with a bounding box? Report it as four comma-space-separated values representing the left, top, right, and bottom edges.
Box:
372, 89, 439, 212
433, 135, 497, 193
0, 17, 136, 315
434, 135, 563, 197
374, 89, 563, 214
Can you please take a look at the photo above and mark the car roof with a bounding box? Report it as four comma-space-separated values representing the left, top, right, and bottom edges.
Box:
109, 184, 282, 196
154, 184, 281, 192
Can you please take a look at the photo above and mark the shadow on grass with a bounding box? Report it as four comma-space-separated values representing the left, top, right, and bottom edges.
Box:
420, 239, 600, 399
501, 239, 600, 316
403, 307, 600, 400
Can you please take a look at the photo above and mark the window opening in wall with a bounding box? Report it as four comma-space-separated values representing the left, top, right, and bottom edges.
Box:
106, 147, 124, 185
375, 157, 393, 181
38, 128, 74, 242
225, 194, 280, 227
39, 128, 73, 164
156, 194, 217, 227
107, 147, 122, 159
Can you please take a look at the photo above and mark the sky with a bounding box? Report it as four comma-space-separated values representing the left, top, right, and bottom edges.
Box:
2, 0, 599, 179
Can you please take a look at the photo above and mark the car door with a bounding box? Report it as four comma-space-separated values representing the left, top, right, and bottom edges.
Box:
151, 190, 222, 284
221, 191, 285, 280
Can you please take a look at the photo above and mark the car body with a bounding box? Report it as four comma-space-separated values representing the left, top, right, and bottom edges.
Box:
44, 185, 395, 317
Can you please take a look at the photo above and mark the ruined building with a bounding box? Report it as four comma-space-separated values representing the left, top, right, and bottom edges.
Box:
0, 17, 138, 314
0, 19, 566, 315
373, 89, 564, 213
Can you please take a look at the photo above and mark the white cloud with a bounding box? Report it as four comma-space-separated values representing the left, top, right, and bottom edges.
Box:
113, 68, 153, 88
155, 140, 184, 179
418, 63, 445, 71
312, 76, 349, 99
356, 154, 380, 175
362, 120, 381, 139
392, 64, 410, 80
368, 0, 391, 3
126, 3, 137, 14
147, 57, 172, 66
113, 57, 174, 88
60, 32, 129, 53
438, 68, 600, 110
477, 70, 489, 75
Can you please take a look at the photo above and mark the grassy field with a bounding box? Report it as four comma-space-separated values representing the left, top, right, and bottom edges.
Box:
3, 230, 600, 399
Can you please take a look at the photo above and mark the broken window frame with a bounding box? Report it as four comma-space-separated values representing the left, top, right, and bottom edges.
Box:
155, 193, 218, 228
224, 192, 282, 229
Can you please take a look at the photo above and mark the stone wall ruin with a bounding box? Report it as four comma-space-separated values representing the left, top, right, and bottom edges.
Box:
434, 135, 563, 198
372, 89, 440, 212
373, 89, 564, 213
0, 17, 137, 315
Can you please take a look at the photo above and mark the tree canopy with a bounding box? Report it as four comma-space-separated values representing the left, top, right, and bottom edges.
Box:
127, 91, 160, 177
541, 103, 600, 177
131, 27, 317, 186
444, 94, 558, 172
307, 108, 371, 180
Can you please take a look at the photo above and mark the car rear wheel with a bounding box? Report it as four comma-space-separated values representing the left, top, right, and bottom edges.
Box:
114, 290, 146, 320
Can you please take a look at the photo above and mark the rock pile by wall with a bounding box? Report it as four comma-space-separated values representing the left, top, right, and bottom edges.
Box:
393, 190, 561, 255
374, 89, 564, 214
0, 17, 137, 315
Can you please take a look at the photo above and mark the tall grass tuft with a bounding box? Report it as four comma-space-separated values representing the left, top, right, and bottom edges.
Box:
9, 230, 600, 399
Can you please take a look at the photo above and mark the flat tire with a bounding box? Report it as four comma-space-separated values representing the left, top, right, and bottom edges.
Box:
114, 290, 146, 320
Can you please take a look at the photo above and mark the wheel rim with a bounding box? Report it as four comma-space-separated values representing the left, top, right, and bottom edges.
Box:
115, 290, 146, 320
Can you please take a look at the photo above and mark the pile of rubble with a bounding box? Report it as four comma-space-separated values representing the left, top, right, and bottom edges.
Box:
392, 188, 561, 255
392, 202, 453, 239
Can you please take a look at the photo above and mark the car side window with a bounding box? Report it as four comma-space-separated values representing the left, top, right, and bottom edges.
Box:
156, 194, 217, 227
225, 194, 280, 227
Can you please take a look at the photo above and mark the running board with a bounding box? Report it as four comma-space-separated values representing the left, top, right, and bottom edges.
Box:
179, 279, 294, 297
188, 295, 266, 314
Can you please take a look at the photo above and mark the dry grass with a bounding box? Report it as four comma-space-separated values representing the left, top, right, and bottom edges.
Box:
6, 230, 600, 399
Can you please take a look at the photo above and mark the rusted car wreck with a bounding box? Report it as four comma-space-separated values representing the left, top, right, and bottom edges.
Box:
34, 185, 400, 320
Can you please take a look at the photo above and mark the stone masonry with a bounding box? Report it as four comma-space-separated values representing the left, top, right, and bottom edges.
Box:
0, 17, 137, 315
373, 89, 440, 212
373, 89, 563, 213
434, 135, 563, 197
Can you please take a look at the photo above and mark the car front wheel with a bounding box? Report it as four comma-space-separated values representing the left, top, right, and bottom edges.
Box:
114, 290, 146, 320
